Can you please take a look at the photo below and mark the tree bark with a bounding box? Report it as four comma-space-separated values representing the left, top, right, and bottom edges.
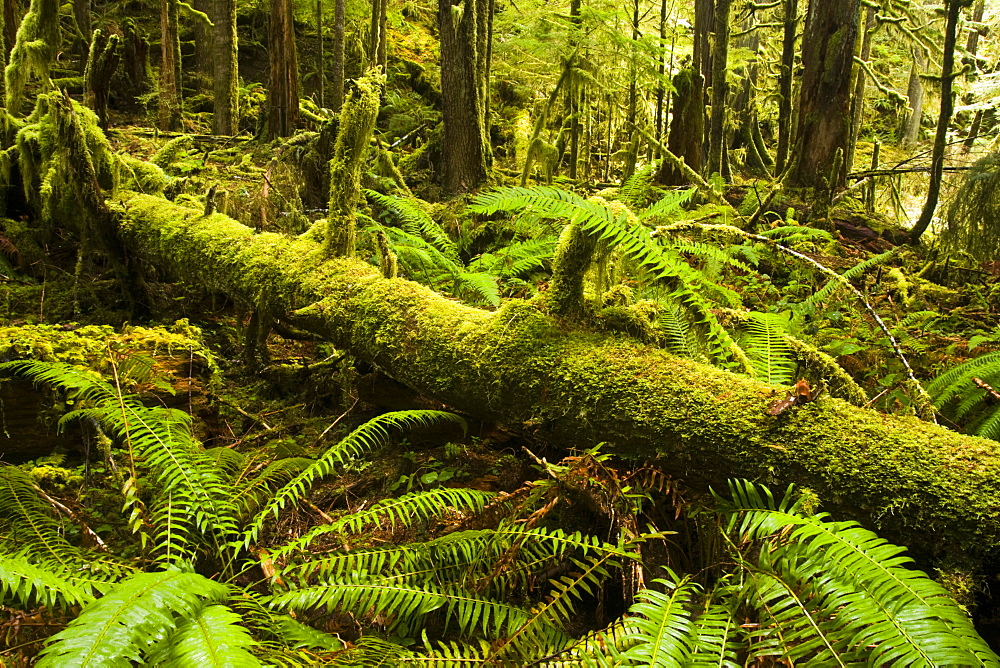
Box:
158, 0, 182, 131
84, 29, 121, 129
267, 0, 299, 138
438, 0, 492, 193
706, 0, 730, 177
655, 67, 704, 186
789, 0, 860, 190
775, 0, 797, 173
111, 189, 1000, 569
846, 6, 875, 173
910, 0, 970, 245
212, 0, 238, 135
899, 47, 924, 148
331, 0, 345, 111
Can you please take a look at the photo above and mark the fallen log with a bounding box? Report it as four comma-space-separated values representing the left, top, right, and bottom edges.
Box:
115, 192, 1000, 568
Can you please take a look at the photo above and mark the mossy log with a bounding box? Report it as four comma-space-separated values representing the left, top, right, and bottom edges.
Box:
114, 192, 1000, 567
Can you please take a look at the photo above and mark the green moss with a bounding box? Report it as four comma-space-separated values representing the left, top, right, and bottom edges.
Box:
548, 221, 597, 320
116, 155, 169, 195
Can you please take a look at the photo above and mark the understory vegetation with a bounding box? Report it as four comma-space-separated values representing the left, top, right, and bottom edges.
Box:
3, 0, 1000, 664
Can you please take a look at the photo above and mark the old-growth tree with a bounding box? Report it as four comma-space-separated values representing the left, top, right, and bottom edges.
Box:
267, 0, 299, 138
212, 0, 238, 135
789, 0, 860, 190
438, 0, 493, 193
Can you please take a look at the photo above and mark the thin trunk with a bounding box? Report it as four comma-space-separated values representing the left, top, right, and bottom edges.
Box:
707, 0, 731, 177
332, 0, 345, 110
73, 0, 91, 73
654, 0, 667, 148
316, 0, 324, 107
846, 6, 875, 173
568, 0, 582, 179
266, 0, 300, 138
158, 0, 182, 131
910, 0, 969, 245
84, 28, 121, 129
655, 67, 704, 185
775, 0, 797, 173
377, 0, 388, 69
962, 0, 986, 153
622, 0, 640, 181
900, 47, 924, 147
790, 0, 860, 190
212, 0, 238, 135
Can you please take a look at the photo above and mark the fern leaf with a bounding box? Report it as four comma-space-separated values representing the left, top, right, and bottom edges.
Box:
36, 570, 229, 667
616, 575, 698, 666
719, 480, 999, 666
150, 604, 261, 667
0, 551, 97, 610
456, 272, 501, 307
804, 249, 898, 306
637, 188, 696, 222
366, 189, 458, 258
244, 411, 466, 547
741, 312, 796, 385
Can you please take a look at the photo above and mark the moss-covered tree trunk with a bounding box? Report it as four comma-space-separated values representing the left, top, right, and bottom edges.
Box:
107, 187, 1000, 569
706, 0, 730, 178
789, 0, 860, 190
655, 68, 703, 186
324, 72, 383, 257
775, 0, 797, 173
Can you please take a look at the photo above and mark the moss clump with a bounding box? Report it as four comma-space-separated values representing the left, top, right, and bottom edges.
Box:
325, 71, 385, 258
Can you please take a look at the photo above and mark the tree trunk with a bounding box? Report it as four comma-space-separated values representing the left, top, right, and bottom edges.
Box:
910, 0, 970, 245
119, 19, 152, 115
331, 0, 345, 111
438, 0, 492, 193
158, 0, 182, 131
84, 29, 121, 129
112, 188, 1000, 570
212, 0, 238, 135
266, 0, 299, 138
846, 6, 875, 173
962, 0, 986, 153
789, 0, 860, 190
655, 68, 704, 186
899, 47, 924, 148
706, 0, 730, 177
775, 0, 797, 173
73, 0, 91, 73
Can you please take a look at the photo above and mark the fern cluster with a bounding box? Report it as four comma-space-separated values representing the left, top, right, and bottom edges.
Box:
927, 351, 1000, 440
1, 360, 995, 665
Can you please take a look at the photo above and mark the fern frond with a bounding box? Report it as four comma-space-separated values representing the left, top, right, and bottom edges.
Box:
0, 466, 130, 581
366, 189, 458, 258
741, 312, 796, 385
271, 615, 346, 651
719, 480, 999, 666
658, 303, 695, 358
456, 272, 501, 307
689, 594, 742, 667
804, 249, 898, 306
618, 163, 658, 207
756, 225, 834, 246
36, 570, 229, 667
0, 551, 97, 610
270, 488, 494, 561
268, 574, 528, 638
244, 411, 467, 546
637, 188, 696, 222
149, 603, 261, 667
615, 574, 698, 666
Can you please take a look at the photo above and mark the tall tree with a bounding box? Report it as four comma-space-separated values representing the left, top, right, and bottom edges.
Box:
775, 0, 798, 173
706, 0, 731, 177
899, 46, 924, 148
266, 0, 300, 138
910, 0, 972, 245
158, 0, 182, 130
438, 0, 492, 193
789, 0, 860, 190
331, 0, 345, 111
846, 5, 875, 172
212, 0, 238, 135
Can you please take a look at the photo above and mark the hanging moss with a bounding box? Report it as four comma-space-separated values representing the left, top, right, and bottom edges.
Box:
325, 70, 384, 258
4, 0, 60, 114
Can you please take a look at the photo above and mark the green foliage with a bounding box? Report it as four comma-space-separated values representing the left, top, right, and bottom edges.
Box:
36, 570, 229, 667
942, 152, 1000, 264
927, 352, 1000, 440
804, 249, 899, 307
469, 186, 754, 372
739, 312, 796, 386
